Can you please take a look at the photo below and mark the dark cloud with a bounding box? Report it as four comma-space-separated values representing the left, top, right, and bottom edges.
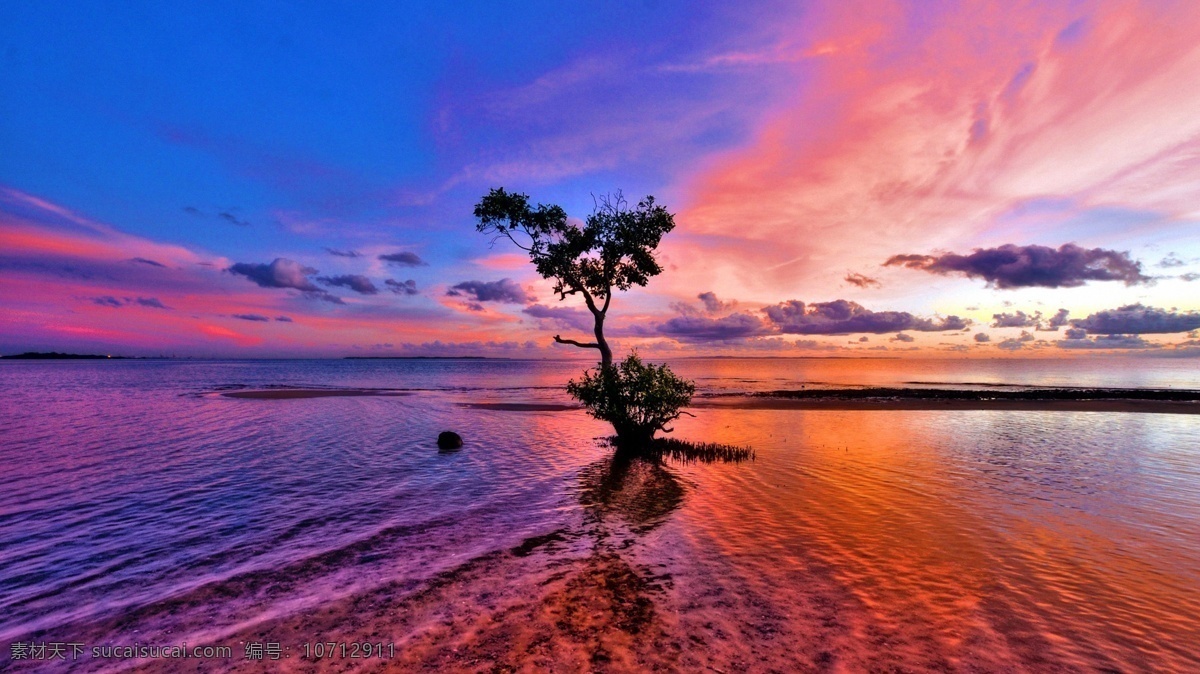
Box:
218, 211, 251, 227
227, 258, 344, 303
183, 206, 202, 216
697, 291, 733, 313
670, 293, 736, 316
232, 313, 270, 322
385, 279, 419, 296
792, 339, 840, 351
1057, 334, 1159, 350
657, 312, 770, 342
762, 299, 968, 335
991, 308, 1070, 331
447, 278, 535, 304
1064, 327, 1087, 340
91, 296, 123, 308
318, 274, 379, 295
275, 316, 293, 322
131, 257, 166, 268
974, 332, 991, 342
136, 297, 169, 309
891, 333, 915, 342
90, 296, 170, 309
991, 311, 1040, 328
996, 338, 1027, 351
844, 272, 881, 289
522, 303, 592, 332
228, 258, 321, 292
379, 251, 427, 267
1070, 304, 1200, 334
1159, 253, 1185, 268
324, 248, 362, 258
1018, 330, 1035, 342
858, 336, 869, 342
884, 243, 1149, 288
1181, 273, 1200, 282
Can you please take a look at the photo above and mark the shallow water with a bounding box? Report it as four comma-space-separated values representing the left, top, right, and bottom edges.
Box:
1, 358, 1198, 671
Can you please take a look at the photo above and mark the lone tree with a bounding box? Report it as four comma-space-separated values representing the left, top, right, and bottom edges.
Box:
474, 188, 694, 447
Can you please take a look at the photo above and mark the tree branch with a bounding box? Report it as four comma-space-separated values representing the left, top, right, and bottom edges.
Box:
554, 335, 601, 349
573, 278, 600, 316
490, 228, 533, 253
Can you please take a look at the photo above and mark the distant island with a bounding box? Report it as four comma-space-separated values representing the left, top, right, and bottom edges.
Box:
1, 352, 127, 360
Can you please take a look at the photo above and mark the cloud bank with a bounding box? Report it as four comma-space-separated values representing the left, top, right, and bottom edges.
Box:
228, 258, 321, 292
318, 274, 379, 295
1069, 304, 1200, 334
379, 251, 427, 267
885, 244, 1149, 289
448, 279, 535, 304
762, 300, 968, 335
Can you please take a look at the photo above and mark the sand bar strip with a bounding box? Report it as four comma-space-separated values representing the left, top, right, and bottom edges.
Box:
221, 389, 413, 399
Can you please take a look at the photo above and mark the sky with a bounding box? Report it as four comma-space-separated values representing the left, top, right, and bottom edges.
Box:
2, 0, 1200, 358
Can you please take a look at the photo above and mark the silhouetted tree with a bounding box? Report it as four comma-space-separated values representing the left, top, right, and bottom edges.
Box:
473, 188, 674, 369
474, 188, 693, 447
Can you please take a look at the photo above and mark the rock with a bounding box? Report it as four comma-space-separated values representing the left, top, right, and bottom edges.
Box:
437, 431, 463, 450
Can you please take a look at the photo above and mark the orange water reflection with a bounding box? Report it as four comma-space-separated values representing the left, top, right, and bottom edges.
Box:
655, 407, 1200, 671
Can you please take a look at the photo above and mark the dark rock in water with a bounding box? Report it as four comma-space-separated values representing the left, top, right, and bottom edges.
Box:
437, 431, 463, 450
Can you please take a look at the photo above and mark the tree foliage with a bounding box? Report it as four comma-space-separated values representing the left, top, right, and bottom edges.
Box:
474, 188, 675, 368
567, 353, 695, 448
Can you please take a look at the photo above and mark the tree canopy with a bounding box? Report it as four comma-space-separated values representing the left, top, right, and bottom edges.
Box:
474, 188, 675, 367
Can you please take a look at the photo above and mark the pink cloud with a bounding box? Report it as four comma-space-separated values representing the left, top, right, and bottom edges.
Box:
472, 253, 532, 271
671, 0, 1200, 300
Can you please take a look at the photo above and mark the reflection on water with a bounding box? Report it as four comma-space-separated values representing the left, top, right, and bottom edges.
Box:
1, 359, 1199, 671
578, 454, 686, 533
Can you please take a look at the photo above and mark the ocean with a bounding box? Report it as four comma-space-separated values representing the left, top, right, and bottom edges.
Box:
1, 357, 1198, 671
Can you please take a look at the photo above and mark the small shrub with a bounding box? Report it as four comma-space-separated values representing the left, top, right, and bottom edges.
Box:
567, 353, 695, 448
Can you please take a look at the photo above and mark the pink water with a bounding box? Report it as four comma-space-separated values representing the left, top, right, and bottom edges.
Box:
1, 358, 1198, 671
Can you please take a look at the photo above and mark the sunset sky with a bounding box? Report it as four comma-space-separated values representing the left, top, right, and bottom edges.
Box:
3, 0, 1199, 357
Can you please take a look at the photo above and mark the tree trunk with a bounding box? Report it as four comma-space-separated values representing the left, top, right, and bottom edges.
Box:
594, 312, 612, 369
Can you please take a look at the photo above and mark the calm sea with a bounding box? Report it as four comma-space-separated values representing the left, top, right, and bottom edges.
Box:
1, 357, 1198, 671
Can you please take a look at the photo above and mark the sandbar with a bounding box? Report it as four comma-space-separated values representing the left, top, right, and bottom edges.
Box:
220, 389, 412, 399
